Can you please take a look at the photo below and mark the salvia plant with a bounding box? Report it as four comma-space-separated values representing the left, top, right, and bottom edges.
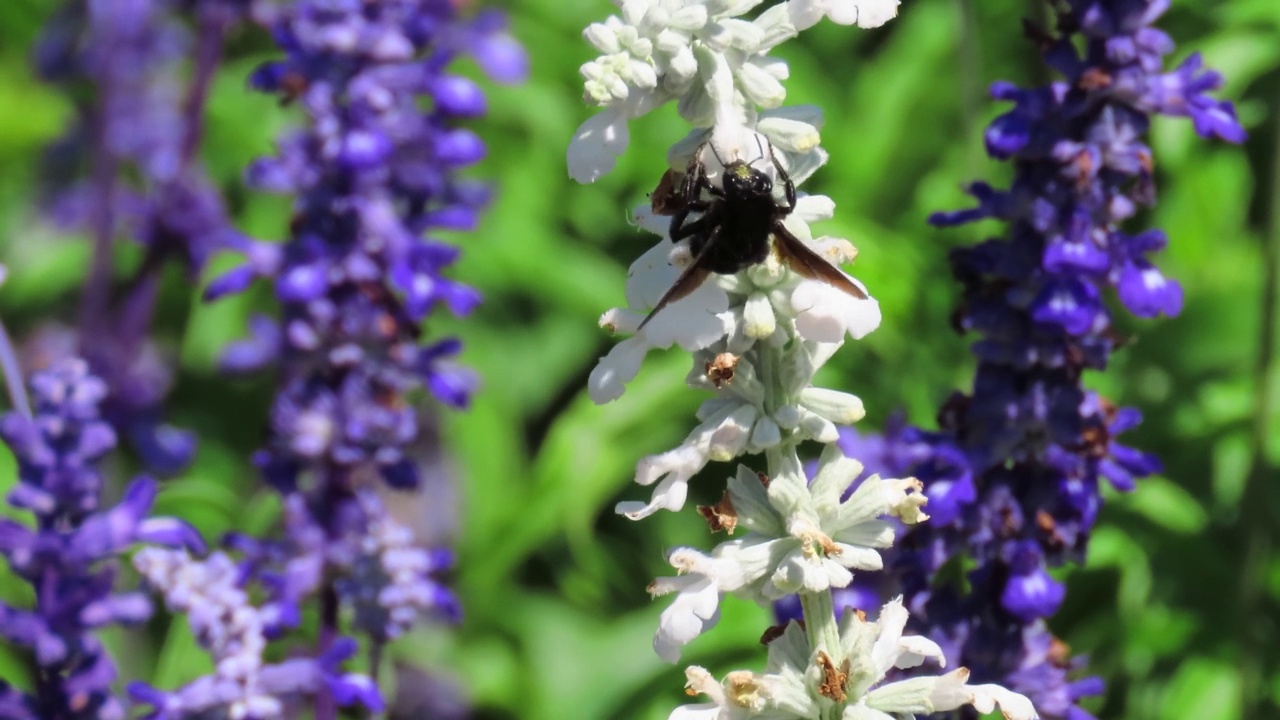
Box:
0, 0, 1256, 717
3, 0, 524, 717
0, 358, 202, 719
33, 0, 246, 476
574, 0, 1051, 717
810, 0, 1245, 717
132, 0, 526, 717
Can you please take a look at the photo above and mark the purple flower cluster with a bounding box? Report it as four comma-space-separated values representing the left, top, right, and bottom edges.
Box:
212, 0, 525, 492
126, 547, 382, 720
196, 0, 525, 710
0, 359, 201, 720
793, 2, 1243, 717
33, 0, 246, 475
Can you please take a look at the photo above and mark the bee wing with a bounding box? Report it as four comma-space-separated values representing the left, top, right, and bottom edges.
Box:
637, 229, 721, 331
773, 223, 868, 300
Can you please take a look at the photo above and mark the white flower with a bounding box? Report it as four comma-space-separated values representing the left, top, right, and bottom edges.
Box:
569, 0, 800, 184
713, 448, 923, 601
669, 667, 793, 720
592, 123, 876, 401
790, 277, 881, 343
788, 0, 901, 31
671, 636, 818, 720
649, 548, 746, 662
615, 396, 759, 518
840, 598, 1040, 719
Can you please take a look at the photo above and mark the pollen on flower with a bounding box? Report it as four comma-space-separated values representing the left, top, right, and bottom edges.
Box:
724, 671, 766, 709
816, 650, 851, 702
697, 489, 738, 534
706, 352, 738, 387
890, 478, 929, 524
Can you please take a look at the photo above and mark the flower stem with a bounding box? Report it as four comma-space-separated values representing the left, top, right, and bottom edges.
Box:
316, 584, 339, 720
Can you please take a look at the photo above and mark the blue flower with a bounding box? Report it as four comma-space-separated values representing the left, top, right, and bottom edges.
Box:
0, 359, 201, 720
818, 1, 1244, 715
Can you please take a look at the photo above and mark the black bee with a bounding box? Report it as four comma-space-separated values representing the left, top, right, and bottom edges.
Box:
639, 141, 868, 330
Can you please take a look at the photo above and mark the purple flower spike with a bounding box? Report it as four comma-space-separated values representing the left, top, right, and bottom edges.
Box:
34, 0, 249, 477
0, 359, 197, 720
217, 0, 520, 491
130, 547, 383, 720
154, 1, 523, 715
821, 2, 1244, 717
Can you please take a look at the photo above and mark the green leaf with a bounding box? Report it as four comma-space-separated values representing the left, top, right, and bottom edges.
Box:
1122, 476, 1209, 534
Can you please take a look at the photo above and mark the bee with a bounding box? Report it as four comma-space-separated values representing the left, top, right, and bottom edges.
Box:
639, 139, 867, 330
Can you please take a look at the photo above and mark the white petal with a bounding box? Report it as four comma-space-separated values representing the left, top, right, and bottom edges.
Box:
753, 3, 798, 52
896, 635, 946, 669
582, 23, 621, 53
853, 0, 901, 28
668, 703, 721, 720
968, 685, 1040, 720
799, 388, 866, 424
792, 279, 881, 343
669, 5, 709, 31
616, 442, 708, 519
787, 0, 826, 31
837, 476, 927, 530
588, 337, 650, 404
831, 542, 883, 572
643, 281, 732, 351
631, 202, 673, 235
826, 0, 862, 24
708, 405, 759, 462
626, 239, 682, 310
748, 415, 781, 451
737, 59, 787, 108
793, 194, 836, 223
743, 292, 777, 338
568, 108, 630, 183
652, 575, 722, 662
616, 473, 689, 519
870, 597, 909, 679
798, 409, 839, 444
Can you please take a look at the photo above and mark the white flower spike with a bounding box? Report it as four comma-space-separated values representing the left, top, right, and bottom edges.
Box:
573, 3, 1037, 720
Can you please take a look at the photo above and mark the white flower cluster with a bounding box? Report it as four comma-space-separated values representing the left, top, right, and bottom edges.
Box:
571, 1, 1039, 719
672, 600, 1039, 720
568, 0, 903, 182
649, 445, 927, 661
133, 549, 285, 719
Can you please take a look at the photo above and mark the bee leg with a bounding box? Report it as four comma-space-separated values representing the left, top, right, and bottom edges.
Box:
667, 196, 715, 243
638, 226, 724, 331
773, 222, 868, 300
768, 144, 797, 213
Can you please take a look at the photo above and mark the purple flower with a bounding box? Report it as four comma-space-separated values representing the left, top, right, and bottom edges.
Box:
128, 548, 382, 720
190, 2, 525, 715
33, 0, 247, 475
817, 1, 1243, 716
0, 359, 201, 720
216, 0, 524, 538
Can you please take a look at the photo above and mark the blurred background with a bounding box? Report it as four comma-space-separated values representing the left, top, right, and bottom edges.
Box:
0, 0, 1277, 718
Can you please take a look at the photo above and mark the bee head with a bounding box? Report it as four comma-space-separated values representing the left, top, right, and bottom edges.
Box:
721, 161, 773, 199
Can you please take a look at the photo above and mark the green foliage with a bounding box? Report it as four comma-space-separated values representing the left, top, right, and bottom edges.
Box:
0, 0, 1276, 718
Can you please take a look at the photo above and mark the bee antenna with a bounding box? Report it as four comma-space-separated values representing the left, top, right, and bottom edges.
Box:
706, 140, 728, 167
751, 134, 767, 167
